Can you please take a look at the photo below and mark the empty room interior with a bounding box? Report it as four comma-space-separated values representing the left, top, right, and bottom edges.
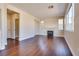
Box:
0, 3, 79, 56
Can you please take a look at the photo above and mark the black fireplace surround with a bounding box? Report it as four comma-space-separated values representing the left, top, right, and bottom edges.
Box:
47, 31, 53, 37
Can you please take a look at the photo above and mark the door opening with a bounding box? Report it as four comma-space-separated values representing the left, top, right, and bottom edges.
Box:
15, 18, 19, 40
7, 9, 20, 41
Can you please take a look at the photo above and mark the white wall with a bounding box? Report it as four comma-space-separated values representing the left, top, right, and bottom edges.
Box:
34, 20, 40, 35
0, 10, 1, 30
7, 4, 39, 41
0, 4, 39, 50
19, 12, 36, 41
0, 9, 1, 34
0, 4, 7, 50
64, 4, 79, 56
0, 7, 1, 50
39, 18, 64, 37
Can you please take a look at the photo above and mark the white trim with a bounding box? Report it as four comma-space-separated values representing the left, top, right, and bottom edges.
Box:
0, 45, 5, 50
54, 35, 64, 37
19, 35, 35, 41
64, 36, 75, 56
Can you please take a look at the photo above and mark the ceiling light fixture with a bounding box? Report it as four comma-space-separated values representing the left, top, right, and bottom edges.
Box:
48, 5, 54, 9
40, 21, 44, 24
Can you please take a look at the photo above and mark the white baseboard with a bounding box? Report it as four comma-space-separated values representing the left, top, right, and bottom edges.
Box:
0, 46, 5, 50
19, 35, 35, 41
54, 35, 64, 37
65, 37, 75, 56
38, 34, 64, 37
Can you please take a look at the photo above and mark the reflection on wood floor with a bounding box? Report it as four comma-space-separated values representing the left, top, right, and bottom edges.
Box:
0, 35, 72, 56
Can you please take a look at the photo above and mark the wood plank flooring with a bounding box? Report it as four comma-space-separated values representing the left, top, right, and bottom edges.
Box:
0, 35, 72, 56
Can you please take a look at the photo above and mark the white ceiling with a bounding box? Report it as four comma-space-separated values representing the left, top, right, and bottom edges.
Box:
10, 3, 68, 19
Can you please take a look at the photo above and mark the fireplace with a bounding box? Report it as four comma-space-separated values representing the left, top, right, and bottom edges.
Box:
47, 31, 53, 38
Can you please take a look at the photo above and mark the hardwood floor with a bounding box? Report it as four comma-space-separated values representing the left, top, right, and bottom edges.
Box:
0, 35, 72, 56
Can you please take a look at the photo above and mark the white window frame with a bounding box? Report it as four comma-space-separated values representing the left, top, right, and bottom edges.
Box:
66, 4, 74, 32
58, 18, 63, 30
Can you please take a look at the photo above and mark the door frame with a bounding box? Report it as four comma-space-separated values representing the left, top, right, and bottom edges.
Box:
7, 8, 20, 40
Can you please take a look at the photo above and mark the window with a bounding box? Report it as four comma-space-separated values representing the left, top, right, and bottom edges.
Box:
58, 19, 63, 30
66, 4, 74, 32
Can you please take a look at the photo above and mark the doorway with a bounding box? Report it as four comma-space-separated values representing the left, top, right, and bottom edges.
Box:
7, 9, 20, 41
15, 18, 19, 40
